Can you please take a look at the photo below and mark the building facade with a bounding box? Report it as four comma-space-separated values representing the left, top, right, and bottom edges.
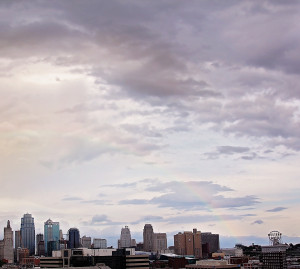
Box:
143, 224, 154, 252
143, 224, 167, 253
0, 220, 14, 263
262, 245, 287, 269
201, 232, 220, 254
68, 228, 80, 249
174, 228, 202, 258
93, 238, 107, 249
153, 233, 167, 252
15, 230, 22, 249
20, 213, 35, 255
44, 219, 60, 256
81, 236, 91, 248
119, 226, 132, 248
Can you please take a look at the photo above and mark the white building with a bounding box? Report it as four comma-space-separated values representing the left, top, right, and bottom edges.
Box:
81, 236, 92, 248
119, 226, 131, 248
93, 238, 107, 249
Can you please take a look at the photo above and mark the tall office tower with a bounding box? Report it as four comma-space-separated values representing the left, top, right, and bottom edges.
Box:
143, 224, 154, 252
20, 213, 35, 255
3, 220, 14, 263
81, 236, 91, 248
36, 233, 45, 256
93, 238, 107, 249
15, 230, 22, 249
68, 228, 80, 249
201, 232, 220, 254
36, 233, 44, 245
174, 228, 202, 258
119, 226, 132, 248
44, 219, 60, 256
153, 233, 167, 252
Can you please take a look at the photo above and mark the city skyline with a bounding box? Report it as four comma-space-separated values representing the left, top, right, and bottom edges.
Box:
1, 0, 300, 248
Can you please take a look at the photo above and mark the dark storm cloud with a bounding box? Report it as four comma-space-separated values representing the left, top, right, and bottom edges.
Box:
266, 207, 287, 212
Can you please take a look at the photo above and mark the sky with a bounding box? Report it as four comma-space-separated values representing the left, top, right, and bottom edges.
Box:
1, 0, 300, 248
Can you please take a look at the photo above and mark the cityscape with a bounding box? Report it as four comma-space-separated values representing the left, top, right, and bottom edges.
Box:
1, 0, 300, 268
0, 213, 300, 268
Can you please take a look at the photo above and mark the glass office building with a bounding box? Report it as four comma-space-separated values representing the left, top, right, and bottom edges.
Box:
44, 219, 60, 256
20, 213, 35, 255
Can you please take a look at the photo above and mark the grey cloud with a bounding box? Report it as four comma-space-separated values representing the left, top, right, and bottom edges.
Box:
82, 214, 122, 226
119, 199, 148, 205
92, 215, 110, 223
2, 0, 300, 155
204, 146, 260, 160
119, 180, 259, 210
241, 153, 258, 160
217, 146, 250, 154
121, 124, 162, 138
166, 214, 245, 224
266, 207, 287, 212
130, 215, 164, 225
252, 220, 264, 225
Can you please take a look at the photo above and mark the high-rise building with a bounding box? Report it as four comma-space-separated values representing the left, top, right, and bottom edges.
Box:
44, 219, 60, 256
153, 233, 167, 252
68, 228, 80, 249
262, 245, 287, 269
119, 226, 132, 248
201, 232, 220, 254
81, 236, 91, 248
143, 224, 154, 252
15, 230, 22, 249
36, 233, 44, 256
174, 228, 202, 258
36, 233, 44, 245
0, 220, 14, 263
143, 224, 167, 253
93, 238, 107, 249
20, 213, 35, 255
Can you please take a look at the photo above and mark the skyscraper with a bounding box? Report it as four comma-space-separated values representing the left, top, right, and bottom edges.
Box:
174, 228, 202, 258
201, 232, 220, 254
20, 213, 35, 255
44, 219, 60, 256
15, 230, 22, 249
153, 233, 167, 252
143, 224, 154, 252
81, 236, 91, 248
0, 221, 14, 263
36, 233, 45, 256
68, 228, 80, 249
143, 224, 167, 253
119, 226, 132, 248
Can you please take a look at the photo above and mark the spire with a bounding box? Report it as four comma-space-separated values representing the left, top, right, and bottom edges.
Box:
7, 220, 10, 228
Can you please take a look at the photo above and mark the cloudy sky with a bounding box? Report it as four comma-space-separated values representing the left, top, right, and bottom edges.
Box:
1, 0, 300, 247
